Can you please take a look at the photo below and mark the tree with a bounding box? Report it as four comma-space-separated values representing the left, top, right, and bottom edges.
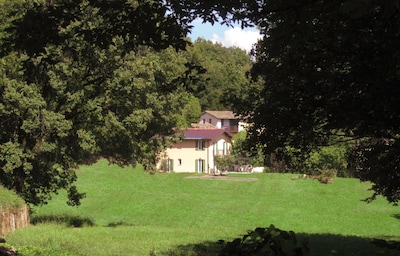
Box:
182, 38, 254, 111
0, 0, 199, 206
231, 131, 265, 167
169, 0, 400, 203
238, 1, 400, 203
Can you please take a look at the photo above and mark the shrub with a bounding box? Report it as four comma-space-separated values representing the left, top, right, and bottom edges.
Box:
215, 155, 235, 172
219, 225, 308, 256
308, 145, 349, 177
274, 143, 353, 177
316, 169, 337, 184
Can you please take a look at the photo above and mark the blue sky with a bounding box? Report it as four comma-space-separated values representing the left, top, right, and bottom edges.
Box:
188, 19, 261, 52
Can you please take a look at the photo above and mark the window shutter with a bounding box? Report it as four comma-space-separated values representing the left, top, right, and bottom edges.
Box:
170, 159, 174, 172
223, 142, 226, 155
195, 159, 198, 172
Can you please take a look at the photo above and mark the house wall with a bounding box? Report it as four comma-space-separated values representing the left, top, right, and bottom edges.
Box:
160, 139, 209, 173
200, 112, 221, 128
209, 137, 232, 173
158, 134, 232, 174
199, 112, 242, 133
238, 121, 245, 132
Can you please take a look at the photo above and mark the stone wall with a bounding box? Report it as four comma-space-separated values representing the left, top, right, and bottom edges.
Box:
0, 205, 30, 235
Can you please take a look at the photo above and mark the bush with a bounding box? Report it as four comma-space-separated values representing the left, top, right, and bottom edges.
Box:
316, 169, 337, 184
219, 225, 308, 256
275, 143, 353, 177
215, 155, 235, 172
308, 145, 349, 177
231, 131, 266, 167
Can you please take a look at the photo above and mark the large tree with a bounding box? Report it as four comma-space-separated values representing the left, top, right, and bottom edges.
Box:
169, 0, 400, 203
0, 0, 199, 206
241, 0, 400, 203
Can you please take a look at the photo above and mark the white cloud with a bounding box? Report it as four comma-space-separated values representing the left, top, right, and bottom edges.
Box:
211, 27, 262, 52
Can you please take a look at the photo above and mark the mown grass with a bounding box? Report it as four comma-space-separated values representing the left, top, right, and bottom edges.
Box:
4, 159, 400, 255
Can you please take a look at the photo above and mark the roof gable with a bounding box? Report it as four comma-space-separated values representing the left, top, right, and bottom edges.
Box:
202, 110, 236, 119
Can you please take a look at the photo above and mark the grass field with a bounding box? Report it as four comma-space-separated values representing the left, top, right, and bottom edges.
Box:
4, 159, 400, 255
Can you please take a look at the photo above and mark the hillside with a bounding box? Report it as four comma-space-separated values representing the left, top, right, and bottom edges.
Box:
0, 186, 25, 210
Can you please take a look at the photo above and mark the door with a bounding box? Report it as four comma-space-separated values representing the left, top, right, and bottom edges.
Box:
195, 159, 205, 173
167, 159, 174, 172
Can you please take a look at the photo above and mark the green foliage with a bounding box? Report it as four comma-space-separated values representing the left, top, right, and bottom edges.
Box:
31, 214, 94, 227
308, 144, 350, 177
278, 141, 351, 178
348, 138, 400, 204
184, 38, 254, 111
0, 0, 202, 206
8, 243, 70, 256
214, 154, 235, 172
246, 0, 400, 203
219, 225, 308, 256
231, 131, 265, 167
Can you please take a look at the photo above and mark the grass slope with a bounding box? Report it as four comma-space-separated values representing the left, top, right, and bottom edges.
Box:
0, 185, 25, 210
5, 159, 400, 255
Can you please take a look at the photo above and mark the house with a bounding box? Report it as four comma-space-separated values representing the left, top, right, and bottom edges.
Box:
157, 127, 232, 173
199, 110, 245, 134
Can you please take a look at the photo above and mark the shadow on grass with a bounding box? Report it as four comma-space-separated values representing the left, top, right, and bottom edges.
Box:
105, 221, 135, 227
300, 233, 400, 256
392, 214, 400, 220
156, 233, 400, 256
150, 241, 223, 256
31, 214, 95, 228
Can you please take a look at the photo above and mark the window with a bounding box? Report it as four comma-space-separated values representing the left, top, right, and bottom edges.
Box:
209, 118, 212, 124
178, 159, 182, 166
196, 140, 205, 151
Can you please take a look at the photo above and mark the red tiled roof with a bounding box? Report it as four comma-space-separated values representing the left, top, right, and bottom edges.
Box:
183, 128, 232, 140
202, 110, 236, 119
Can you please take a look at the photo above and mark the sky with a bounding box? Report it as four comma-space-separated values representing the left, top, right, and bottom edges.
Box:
189, 19, 262, 53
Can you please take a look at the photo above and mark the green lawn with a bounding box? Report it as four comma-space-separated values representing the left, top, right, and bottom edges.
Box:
5, 159, 400, 255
